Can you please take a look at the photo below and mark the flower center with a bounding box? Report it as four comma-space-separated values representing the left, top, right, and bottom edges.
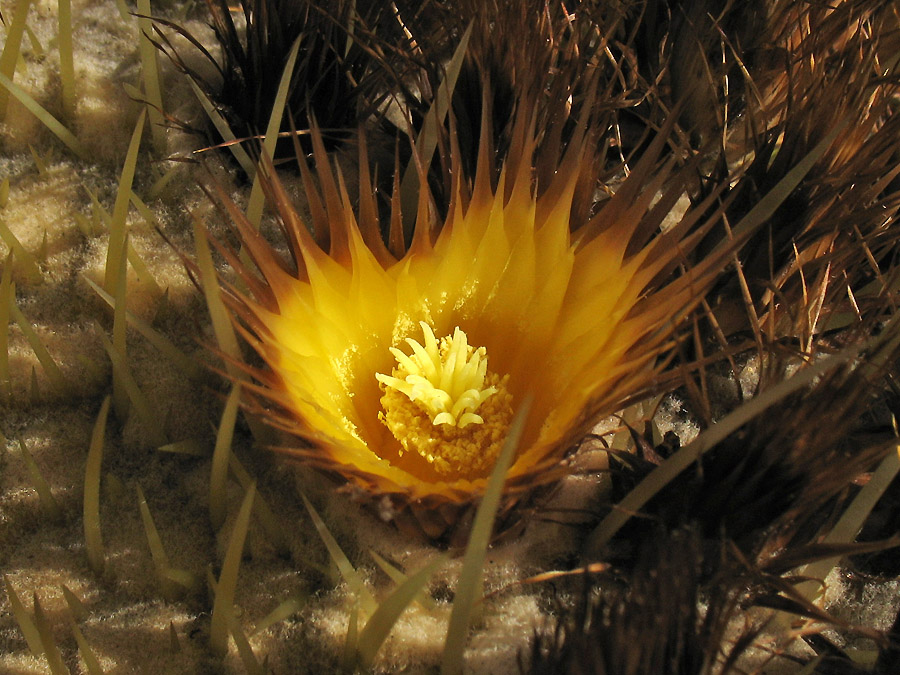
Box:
376, 322, 514, 478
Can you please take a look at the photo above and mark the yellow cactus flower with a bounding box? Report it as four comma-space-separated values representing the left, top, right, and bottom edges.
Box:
208, 108, 732, 535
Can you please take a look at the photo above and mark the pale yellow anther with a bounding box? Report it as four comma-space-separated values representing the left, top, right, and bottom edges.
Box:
376, 323, 514, 478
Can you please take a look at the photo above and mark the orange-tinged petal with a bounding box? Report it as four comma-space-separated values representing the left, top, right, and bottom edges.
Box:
208, 104, 733, 531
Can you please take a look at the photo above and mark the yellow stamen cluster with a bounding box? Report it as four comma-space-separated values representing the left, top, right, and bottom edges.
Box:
377, 322, 496, 427
376, 323, 513, 477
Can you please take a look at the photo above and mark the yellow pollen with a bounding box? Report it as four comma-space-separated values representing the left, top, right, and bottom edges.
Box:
376, 323, 514, 478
